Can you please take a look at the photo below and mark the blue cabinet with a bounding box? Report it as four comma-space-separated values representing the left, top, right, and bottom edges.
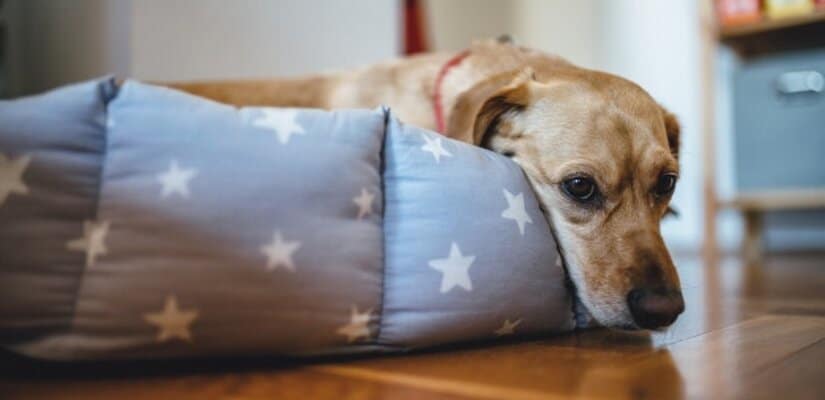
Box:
733, 47, 825, 191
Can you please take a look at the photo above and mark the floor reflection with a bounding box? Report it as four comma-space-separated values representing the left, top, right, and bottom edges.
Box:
567, 330, 685, 399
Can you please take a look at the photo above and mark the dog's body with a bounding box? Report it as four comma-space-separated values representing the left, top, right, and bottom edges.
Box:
168, 40, 685, 330
167, 42, 566, 135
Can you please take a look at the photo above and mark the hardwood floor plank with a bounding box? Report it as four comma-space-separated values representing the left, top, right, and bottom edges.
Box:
318, 315, 825, 400
314, 365, 568, 400
0, 368, 470, 400
316, 338, 675, 399
743, 338, 825, 400
663, 315, 825, 399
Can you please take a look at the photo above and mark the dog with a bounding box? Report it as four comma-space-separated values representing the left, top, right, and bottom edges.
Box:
166, 39, 685, 330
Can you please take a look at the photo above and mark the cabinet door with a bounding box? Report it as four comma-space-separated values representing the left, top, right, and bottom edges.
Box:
733, 48, 825, 191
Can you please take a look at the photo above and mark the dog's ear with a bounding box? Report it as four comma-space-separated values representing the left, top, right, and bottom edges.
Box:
446, 69, 532, 146
472, 84, 530, 147
660, 106, 680, 159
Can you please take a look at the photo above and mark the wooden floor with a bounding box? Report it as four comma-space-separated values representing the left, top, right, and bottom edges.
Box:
2, 252, 824, 399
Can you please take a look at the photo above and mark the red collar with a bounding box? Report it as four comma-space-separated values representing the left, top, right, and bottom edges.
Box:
432, 50, 471, 134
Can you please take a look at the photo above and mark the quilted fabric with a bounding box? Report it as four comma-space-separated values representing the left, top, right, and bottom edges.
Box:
0, 79, 113, 346
0, 79, 574, 361
381, 117, 573, 347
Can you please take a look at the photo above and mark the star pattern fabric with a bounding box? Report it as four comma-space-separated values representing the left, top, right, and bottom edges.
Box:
143, 295, 199, 342
428, 242, 476, 293
382, 116, 573, 347
494, 318, 522, 336
251, 109, 305, 144
353, 188, 375, 219
0, 152, 31, 207
0, 80, 577, 358
420, 133, 452, 163
66, 220, 110, 267
501, 189, 533, 235
157, 160, 198, 199
336, 305, 373, 343
260, 231, 302, 272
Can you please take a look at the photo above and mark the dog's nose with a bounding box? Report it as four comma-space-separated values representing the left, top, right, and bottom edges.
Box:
627, 288, 684, 329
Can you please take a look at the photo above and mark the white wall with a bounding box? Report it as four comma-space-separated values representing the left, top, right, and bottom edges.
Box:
426, 0, 599, 68
511, 0, 599, 69
130, 0, 399, 81
595, 0, 708, 252
10, 0, 399, 92
426, 0, 516, 52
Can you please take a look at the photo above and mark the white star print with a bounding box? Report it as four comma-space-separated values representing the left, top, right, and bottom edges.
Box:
353, 188, 375, 219
420, 133, 452, 163
66, 220, 110, 267
0, 153, 31, 207
251, 109, 305, 144
501, 189, 533, 235
494, 318, 522, 336
428, 242, 476, 293
143, 295, 199, 342
157, 160, 198, 199
336, 305, 373, 343
260, 231, 302, 272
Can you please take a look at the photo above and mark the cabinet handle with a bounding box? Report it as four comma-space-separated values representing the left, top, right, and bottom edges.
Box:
776, 70, 824, 95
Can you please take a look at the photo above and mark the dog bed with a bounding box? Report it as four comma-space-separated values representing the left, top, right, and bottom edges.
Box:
0, 78, 579, 360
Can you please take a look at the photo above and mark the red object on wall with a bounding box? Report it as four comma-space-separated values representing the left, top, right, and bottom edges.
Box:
403, 0, 429, 55
816, 0, 825, 8
716, 0, 762, 26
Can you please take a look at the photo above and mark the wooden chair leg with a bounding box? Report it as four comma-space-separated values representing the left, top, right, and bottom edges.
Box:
742, 210, 763, 263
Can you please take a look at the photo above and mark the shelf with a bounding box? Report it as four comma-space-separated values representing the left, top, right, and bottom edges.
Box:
722, 189, 825, 211
719, 9, 825, 39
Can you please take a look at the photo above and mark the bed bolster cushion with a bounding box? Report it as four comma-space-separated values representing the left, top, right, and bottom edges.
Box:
0, 79, 575, 360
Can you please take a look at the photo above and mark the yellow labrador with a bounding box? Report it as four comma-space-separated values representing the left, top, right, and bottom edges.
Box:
167, 40, 684, 330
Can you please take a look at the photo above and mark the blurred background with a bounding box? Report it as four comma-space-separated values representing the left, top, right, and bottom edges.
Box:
1, 0, 823, 258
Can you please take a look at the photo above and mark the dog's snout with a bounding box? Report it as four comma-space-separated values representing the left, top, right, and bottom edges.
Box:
627, 287, 684, 329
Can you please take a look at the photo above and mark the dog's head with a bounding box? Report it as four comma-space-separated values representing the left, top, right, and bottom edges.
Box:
448, 63, 684, 330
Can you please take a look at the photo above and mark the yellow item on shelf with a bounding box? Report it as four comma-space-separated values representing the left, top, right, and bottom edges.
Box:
765, 0, 815, 19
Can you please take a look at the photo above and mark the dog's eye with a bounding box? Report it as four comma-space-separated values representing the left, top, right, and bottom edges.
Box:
500, 150, 515, 158
655, 173, 677, 196
562, 177, 597, 202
